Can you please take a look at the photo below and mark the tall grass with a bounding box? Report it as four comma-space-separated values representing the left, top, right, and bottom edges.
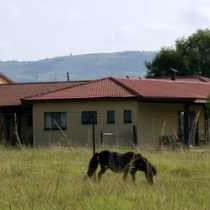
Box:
0, 146, 210, 210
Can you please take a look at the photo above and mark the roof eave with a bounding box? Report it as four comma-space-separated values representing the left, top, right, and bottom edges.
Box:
22, 95, 209, 104
22, 96, 138, 104
139, 96, 207, 103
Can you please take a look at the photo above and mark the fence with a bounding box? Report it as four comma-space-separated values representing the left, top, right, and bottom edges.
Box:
0, 110, 209, 151
0, 111, 138, 151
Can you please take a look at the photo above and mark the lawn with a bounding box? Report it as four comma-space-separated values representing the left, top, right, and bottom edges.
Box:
0, 146, 210, 210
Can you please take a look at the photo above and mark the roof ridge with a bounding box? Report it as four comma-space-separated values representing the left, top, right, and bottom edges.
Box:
0, 79, 91, 86
23, 77, 137, 101
108, 77, 142, 97
23, 77, 117, 100
23, 80, 90, 100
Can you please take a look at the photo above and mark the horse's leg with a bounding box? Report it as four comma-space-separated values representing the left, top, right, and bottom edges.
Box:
145, 163, 154, 184
130, 169, 137, 183
98, 166, 107, 182
145, 172, 153, 184
123, 168, 129, 181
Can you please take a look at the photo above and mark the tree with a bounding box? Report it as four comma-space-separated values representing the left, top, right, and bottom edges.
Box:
146, 29, 210, 77
146, 48, 185, 77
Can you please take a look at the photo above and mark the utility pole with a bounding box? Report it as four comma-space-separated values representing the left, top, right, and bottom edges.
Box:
67, 72, 70, 81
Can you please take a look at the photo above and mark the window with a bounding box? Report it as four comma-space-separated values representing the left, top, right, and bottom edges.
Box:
81, 111, 97, 124
107, 111, 115, 124
44, 112, 67, 130
124, 110, 132, 123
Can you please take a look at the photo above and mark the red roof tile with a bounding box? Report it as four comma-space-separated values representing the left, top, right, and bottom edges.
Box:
0, 81, 86, 107
116, 78, 210, 99
25, 78, 135, 101
24, 77, 210, 103
146, 75, 210, 82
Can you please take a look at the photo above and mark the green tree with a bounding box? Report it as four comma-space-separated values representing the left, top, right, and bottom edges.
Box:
146, 29, 210, 77
146, 48, 184, 77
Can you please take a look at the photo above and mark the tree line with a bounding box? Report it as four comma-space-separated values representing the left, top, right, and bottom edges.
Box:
146, 29, 210, 77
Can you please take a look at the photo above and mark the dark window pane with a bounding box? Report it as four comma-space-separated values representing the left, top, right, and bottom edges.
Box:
124, 110, 132, 123
81, 112, 89, 124
44, 112, 52, 129
44, 112, 67, 130
82, 111, 97, 124
107, 111, 115, 124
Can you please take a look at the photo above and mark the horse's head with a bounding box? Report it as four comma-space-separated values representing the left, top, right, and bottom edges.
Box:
134, 154, 157, 184
146, 162, 157, 184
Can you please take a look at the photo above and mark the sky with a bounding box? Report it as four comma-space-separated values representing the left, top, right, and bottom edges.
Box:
0, 0, 210, 61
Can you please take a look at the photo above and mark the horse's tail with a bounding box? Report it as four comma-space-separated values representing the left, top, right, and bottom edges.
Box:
87, 153, 99, 177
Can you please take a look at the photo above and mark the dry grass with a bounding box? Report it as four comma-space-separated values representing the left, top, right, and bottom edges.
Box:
0, 146, 210, 210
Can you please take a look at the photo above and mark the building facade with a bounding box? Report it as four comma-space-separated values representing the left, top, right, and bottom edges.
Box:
25, 77, 209, 148
0, 75, 209, 148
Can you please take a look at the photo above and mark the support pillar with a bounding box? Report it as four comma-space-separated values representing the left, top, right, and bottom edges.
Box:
184, 104, 190, 145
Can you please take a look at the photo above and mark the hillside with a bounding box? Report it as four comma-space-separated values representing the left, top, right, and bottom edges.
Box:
0, 51, 155, 82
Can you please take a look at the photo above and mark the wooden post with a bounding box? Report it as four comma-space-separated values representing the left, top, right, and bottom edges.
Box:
133, 125, 137, 146
91, 112, 96, 155
184, 104, 190, 145
54, 119, 68, 145
100, 130, 103, 145
203, 104, 209, 144
189, 111, 200, 146
14, 113, 22, 148
92, 122, 96, 155
0, 113, 3, 143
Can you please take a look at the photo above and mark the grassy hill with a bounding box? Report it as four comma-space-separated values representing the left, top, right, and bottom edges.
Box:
0, 51, 155, 82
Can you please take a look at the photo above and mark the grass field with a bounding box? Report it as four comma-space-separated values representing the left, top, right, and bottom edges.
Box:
0, 146, 210, 210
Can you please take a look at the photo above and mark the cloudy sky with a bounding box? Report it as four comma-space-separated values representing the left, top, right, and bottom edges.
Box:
0, 0, 210, 61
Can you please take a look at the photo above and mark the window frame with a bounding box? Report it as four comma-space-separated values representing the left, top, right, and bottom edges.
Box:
124, 110, 132, 123
44, 112, 67, 130
81, 111, 97, 125
107, 110, 115, 124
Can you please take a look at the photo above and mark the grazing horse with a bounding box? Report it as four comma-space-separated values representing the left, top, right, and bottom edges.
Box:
86, 150, 157, 184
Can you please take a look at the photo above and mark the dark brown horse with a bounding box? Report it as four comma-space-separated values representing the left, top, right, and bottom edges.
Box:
86, 150, 157, 184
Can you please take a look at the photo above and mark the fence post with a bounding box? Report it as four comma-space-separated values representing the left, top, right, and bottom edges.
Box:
100, 130, 103, 145
91, 112, 96, 155
92, 122, 96, 155
133, 125, 137, 146
14, 113, 22, 149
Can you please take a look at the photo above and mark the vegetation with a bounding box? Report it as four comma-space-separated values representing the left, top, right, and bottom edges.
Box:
0, 146, 210, 210
146, 29, 210, 77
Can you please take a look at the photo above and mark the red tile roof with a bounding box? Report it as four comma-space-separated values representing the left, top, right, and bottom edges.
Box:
24, 78, 135, 101
116, 78, 210, 99
146, 75, 210, 82
2, 76, 210, 107
24, 77, 210, 103
0, 81, 87, 107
